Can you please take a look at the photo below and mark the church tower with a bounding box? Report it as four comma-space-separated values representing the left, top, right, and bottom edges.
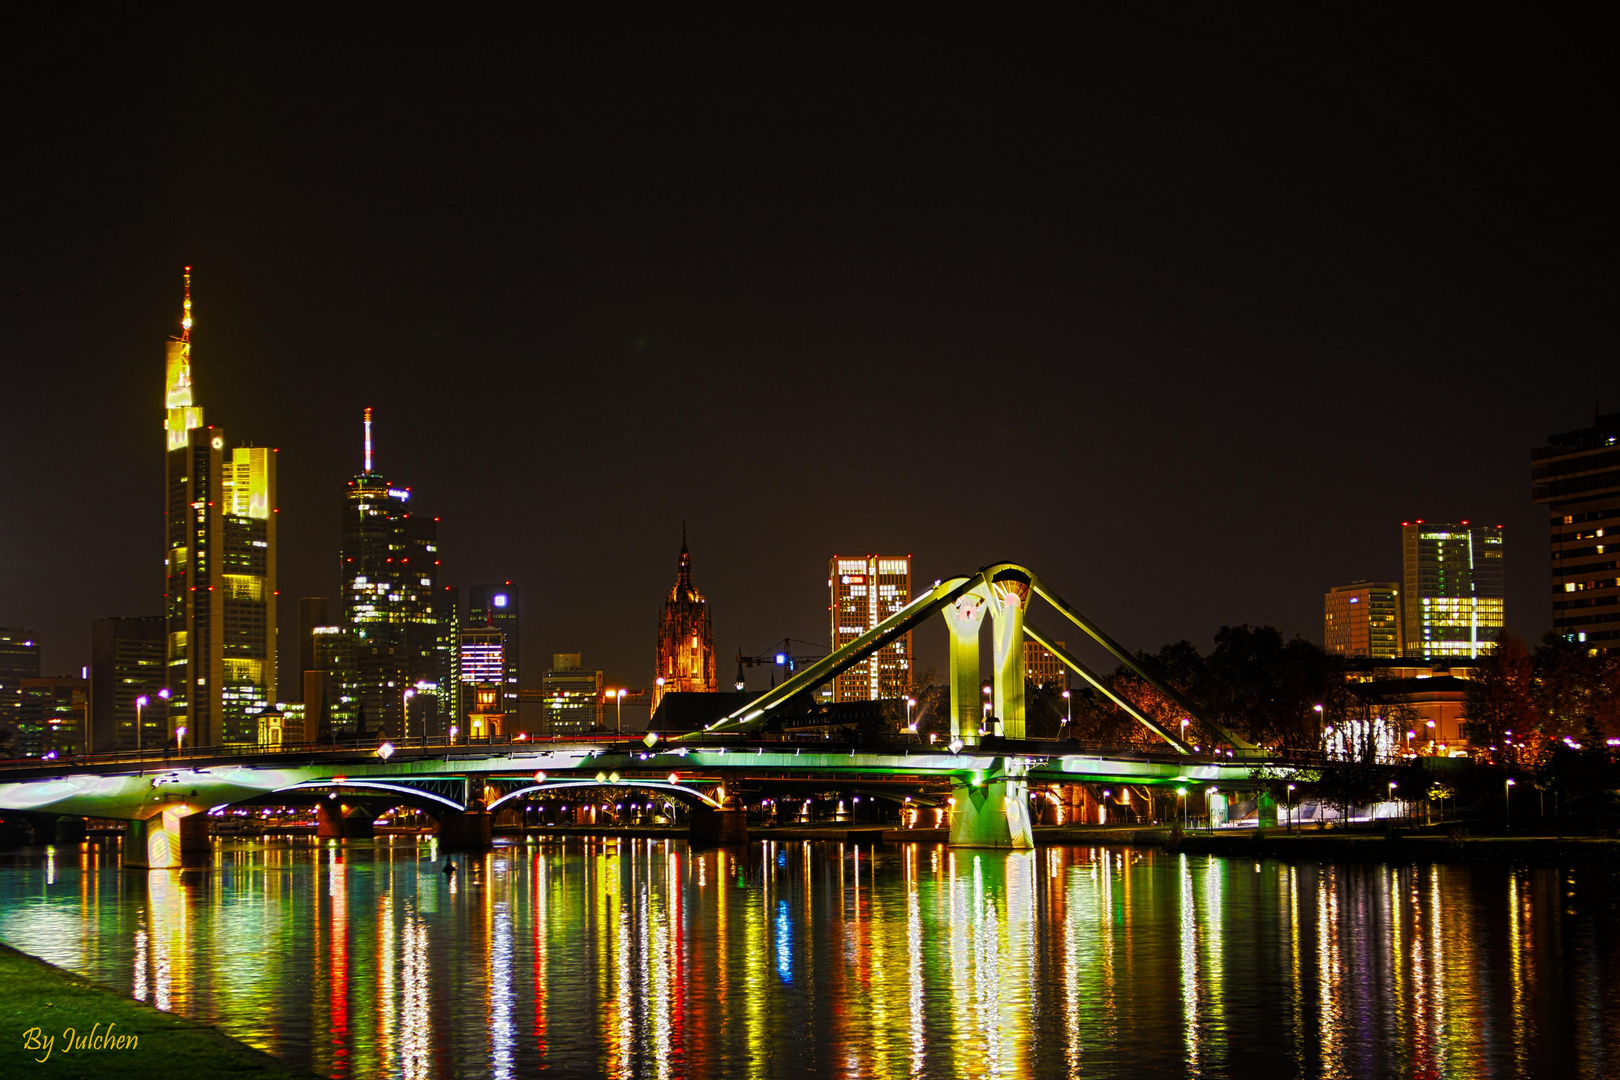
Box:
652, 527, 717, 711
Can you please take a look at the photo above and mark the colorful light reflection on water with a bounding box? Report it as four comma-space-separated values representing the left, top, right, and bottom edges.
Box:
1, 838, 1617, 1078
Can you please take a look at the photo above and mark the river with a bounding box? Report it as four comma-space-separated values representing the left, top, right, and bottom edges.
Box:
1, 836, 1615, 1078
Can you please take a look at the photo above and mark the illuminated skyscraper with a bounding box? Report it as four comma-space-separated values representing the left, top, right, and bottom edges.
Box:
652, 528, 717, 712
1400, 521, 1504, 659
340, 409, 447, 736
1323, 581, 1402, 659
1533, 411, 1620, 651
467, 584, 519, 725
829, 555, 912, 702
163, 269, 278, 747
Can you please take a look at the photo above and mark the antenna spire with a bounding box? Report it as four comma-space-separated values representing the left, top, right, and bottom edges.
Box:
180, 266, 193, 341
363, 407, 373, 473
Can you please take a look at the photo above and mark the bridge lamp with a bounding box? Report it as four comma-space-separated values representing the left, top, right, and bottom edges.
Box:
377, 742, 396, 760
948, 737, 964, 755
176, 725, 187, 751
533, 771, 547, 784
1062, 690, 1072, 729
608, 772, 621, 784
448, 724, 458, 744
644, 731, 659, 748
134, 695, 150, 752
668, 773, 680, 784
596, 771, 608, 783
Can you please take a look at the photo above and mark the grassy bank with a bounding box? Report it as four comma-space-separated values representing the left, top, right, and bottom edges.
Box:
0, 943, 320, 1079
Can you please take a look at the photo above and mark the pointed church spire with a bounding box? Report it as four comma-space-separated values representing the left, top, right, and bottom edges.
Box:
180, 265, 193, 341
675, 524, 694, 598
363, 407, 374, 473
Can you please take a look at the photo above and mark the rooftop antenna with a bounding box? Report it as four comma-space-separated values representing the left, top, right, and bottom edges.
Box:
363, 407, 374, 473
180, 266, 193, 341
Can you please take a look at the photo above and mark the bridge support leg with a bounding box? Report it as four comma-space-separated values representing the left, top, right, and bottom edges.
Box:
1257, 791, 1278, 829
989, 572, 1032, 741
948, 776, 1034, 849
689, 807, 748, 845
436, 810, 492, 850
943, 589, 990, 746
123, 809, 209, 869
54, 816, 87, 845
317, 801, 375, 839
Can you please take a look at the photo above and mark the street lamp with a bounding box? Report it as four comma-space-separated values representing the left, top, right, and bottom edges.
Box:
403, 687, 416, 745
905, 696, 917, 734
448, 724, 459, 745
1177, 786, 1188, 828
135, 695, 149, 753
1286, 783, 1296, 832
175, 725, 187, 752
1388, 780, 1398, 824
609, 687, 628, 734
1505, 777, 1516, 828
1062, 690, 1072, 734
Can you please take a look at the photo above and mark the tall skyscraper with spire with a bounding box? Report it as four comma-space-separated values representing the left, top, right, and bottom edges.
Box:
163, 268, 278, 747
652, 527, 717, 712
340, 409, 449, 737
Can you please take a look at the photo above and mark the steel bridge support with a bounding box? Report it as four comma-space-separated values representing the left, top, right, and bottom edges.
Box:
943, 589, 990, 745
122, 808, 209, 869
989, 570, 1032, 740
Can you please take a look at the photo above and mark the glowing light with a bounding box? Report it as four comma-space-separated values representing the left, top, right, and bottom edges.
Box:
534, 771, 547, 783
377, 742, 395, 760
493, 594, 508, 608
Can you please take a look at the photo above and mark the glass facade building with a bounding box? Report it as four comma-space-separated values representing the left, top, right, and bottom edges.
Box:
1400, 522, 1504, 659
1323, 581, 1403, 659
542, 653, 602, 735
1532, 411, 1620, 651
829, 555, 913, 702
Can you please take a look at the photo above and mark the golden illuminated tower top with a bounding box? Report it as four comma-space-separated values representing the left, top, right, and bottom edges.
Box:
164, 266, 204, 451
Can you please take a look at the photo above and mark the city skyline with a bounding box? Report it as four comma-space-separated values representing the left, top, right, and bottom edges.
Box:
4, 7, 1614, 697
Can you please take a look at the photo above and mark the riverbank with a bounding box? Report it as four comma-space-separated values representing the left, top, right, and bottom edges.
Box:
0, 943, 321, 1079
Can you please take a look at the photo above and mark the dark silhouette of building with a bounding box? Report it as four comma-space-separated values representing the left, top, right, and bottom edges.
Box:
652, 528, 717, 712
0, 627, 41, 750
1533, 411, 1620, 651
90, 617, 167, 752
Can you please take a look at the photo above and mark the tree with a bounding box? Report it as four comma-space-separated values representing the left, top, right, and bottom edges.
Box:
1463, 635, 1539, 760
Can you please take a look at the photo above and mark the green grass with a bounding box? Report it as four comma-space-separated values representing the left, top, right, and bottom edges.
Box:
0, 943, 321, 1079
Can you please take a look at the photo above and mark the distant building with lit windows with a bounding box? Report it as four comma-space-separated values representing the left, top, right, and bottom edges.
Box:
162, 269, 278, 748
467, 585, 519, 725
16, 677, 86, 758
1533, 411, 1620, 651
1323, 582, 1402, 659
829, 555, 912, 702
90, 617, 168, 751
1023, 640, 1067, 690
340, 409, 449, 737
1400, 522, 1504, 659
653, 529, 717, 712
0, 627, 41, 746
542, 653, 602, 735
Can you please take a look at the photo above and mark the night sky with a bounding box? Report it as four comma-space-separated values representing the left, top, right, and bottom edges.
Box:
4, 7, 1615, 703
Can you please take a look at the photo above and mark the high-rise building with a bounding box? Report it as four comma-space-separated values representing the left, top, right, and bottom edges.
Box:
162, 269, 278, 748
340, 409, 448, 737
17, 677, 87, 758
90, 617, 168, 751
1023, 640, 1067, 691
467, 584, 519, 724
542, 653, 602, 735
829, 555, 913, 702
652, 529, 717, 712
0, 628, 41, 748
296, 597, 330, 696
1532, 411, 1620, 651
1323, 582, 1403, 659
1400, 521, 1504, 659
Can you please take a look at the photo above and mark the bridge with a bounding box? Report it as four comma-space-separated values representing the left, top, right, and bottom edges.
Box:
0, 562, 1300, 865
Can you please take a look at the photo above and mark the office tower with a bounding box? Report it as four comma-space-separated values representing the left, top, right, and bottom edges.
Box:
297, 598, 330, 695
1400, 521, 1505, 659
458, 624, 505, 735
467, 584, 519, 724
1532, 411, 1620, 651
1323, 582, 1403, 659
340, 409, 446, 736
17, 677, 87, 758
652, 528, 717, 712
829, 555, 913, 702
1023, 639, 1067, 691
432, 586, 461, 730
162, 269, 278, 748
542, 653, 602, 735
90, 617, 168, 751
307, 624, 358, 740
0, 628, 42, 745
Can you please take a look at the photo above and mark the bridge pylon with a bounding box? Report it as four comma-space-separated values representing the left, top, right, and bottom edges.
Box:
947, 760, 1034, 849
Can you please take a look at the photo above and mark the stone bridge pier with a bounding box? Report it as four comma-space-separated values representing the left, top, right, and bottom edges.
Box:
123, 807, 210, 869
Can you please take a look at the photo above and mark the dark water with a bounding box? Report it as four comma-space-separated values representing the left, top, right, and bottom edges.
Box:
1, 837, 1617, 1079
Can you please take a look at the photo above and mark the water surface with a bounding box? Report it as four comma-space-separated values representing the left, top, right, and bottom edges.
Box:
1, 837, 1615, 1078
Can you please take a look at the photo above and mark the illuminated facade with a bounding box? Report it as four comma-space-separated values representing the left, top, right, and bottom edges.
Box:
1533, 411, 1620, 651
542, 653, 602, 735
829, 555, 912, 702
652, 529, 717, 712
162, 269, 278, 747
1023, 639, 1067, 690
16, 677, 86, 758
340, 409, 448, 737
467, 585, 519, 725
1400, 522, 1504, 659
1323, 581, 1402, 659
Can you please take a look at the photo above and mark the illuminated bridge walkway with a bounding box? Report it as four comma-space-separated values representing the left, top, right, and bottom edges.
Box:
0, 562, 1302, 864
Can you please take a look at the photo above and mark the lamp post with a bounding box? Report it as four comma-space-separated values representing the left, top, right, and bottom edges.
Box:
611, 688, 627, 734
1177, 787, 1187, 828
1505, 777, 1516, 828
176, 725, 187, 753
1180, 717, 1189, 744
402, 687, 416, 746
1062, 690, 1072, 735
1286, 783, 1296, 832
905, 696, 917, 734
1426, 719, 1436, 751
135, 695, 148, 753
1388, 780, 1398, 825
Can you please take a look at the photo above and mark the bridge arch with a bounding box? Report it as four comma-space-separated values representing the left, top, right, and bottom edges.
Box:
272, 779, 467, 814
488, 779, 723, 812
